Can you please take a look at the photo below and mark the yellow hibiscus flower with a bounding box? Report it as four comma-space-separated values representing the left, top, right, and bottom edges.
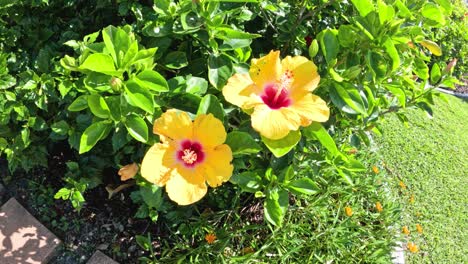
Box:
140, 110, 233, 205
222, 50, 329, 140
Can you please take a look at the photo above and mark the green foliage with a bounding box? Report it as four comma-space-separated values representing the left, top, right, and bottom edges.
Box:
0, 0, 465, 262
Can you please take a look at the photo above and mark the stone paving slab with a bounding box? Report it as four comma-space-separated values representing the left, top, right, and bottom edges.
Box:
0, 197, 61, 264
87, 250, 119, 264
391, 242, 405, 264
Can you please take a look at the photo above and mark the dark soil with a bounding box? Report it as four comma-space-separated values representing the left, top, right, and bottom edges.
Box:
454, 77, 468, 94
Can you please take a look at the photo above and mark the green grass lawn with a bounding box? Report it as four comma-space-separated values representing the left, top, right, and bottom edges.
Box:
376, 94, 468, 263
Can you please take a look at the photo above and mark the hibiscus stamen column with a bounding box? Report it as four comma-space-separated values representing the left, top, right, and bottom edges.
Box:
272, 70, 293, 106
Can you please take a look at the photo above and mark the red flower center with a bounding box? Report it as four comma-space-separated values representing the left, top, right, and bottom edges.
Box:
177, 140, 204, 167
261, 84, 291, 109
260, 71, 293, 110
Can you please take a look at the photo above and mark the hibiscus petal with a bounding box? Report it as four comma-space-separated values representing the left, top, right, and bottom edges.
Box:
140, 144, 174, 186
202, 144, 233, 187
251, 105, 302, 140
165, 170, 208, 205
290, 93, 330, 126
174, 163, 206, 185
249, 50, 281, 87
193, 114, 226, 148
153, 109, 193, 141
222, 73, 260, 109
281, 56, 320, 92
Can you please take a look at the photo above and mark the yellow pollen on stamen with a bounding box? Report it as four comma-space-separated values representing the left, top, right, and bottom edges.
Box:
272, 71, 293, 104
182, 149, 197, 164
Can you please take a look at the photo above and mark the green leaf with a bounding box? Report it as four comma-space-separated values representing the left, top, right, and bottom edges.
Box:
102, 25, 134, 68
125, 80, 154, 114
136, 235, 151, 251
68, 95, 89, 112
384, 84, 406, 107
0, 75, 16, 89
181, 11, 203, 31
383, 38, 400, 72
0, 138, 7, 150
21, 128, 30, 147
112, 125, 129, 152
329, 68, 344, 82
79, 121, 111, 154
164, 51, 188, 69
71, 190, 85, 210
124, 113, 148, 143
196, 94, 225, 122
84, 72, 112, 92
186, 76, 208, 95
367, 51, 387, 79
417, 101, 433, 117
140, 185, 163, 209
337, 168, 354, 185
102, 26, 117, 64
302, 123, 339, 156
264, 188, 288, 227
377, 0, 395, 24
286, 178, 320, 196
51, 121, 70, 136
136, 70, 169, 92
420, 40, 442, 56
133, 48, 158, 65
350, 0, 374, 17
121, 41, 138, 69
208, 54, 233, 89
413, 58, 429, 80
338, 25, 358, 48
166, 93, 201, 114
216, 26, 261, 40
54, 188, 71, 200
421, 3, 445, 25
318, 29, 339, 65
88, 94, 111, 119
261, 130, 301, 158
329, 83, 367, 115
430, 64, 441, 84
434, 0, 452, 14
80, 53, 118, 75
105, 96, 122, 121
394, 0, 411, 18
225, 131, 261, 156
229, 172, 262, 193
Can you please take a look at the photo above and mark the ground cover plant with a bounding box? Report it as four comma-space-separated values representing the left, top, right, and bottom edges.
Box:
377, 95, 468, 264
0, 0, 465, 263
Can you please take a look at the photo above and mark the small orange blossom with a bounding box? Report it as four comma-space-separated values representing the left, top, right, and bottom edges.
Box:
344, 206, 353, 217
416, 224, 423, 234
205, 233, 217, 244
372, 166, 379, 174
402, 226, 410, 235
399, 181, 407, 189
375, 202, 383, 212
407, 242, 418, 253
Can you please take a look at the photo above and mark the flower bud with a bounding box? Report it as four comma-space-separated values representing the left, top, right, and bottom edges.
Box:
444, 58, 457, 73
118, 163, 139, 181
110, 77, 123, 92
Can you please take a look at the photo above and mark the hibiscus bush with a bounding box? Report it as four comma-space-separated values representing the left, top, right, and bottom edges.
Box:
0, 0, 463, 262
